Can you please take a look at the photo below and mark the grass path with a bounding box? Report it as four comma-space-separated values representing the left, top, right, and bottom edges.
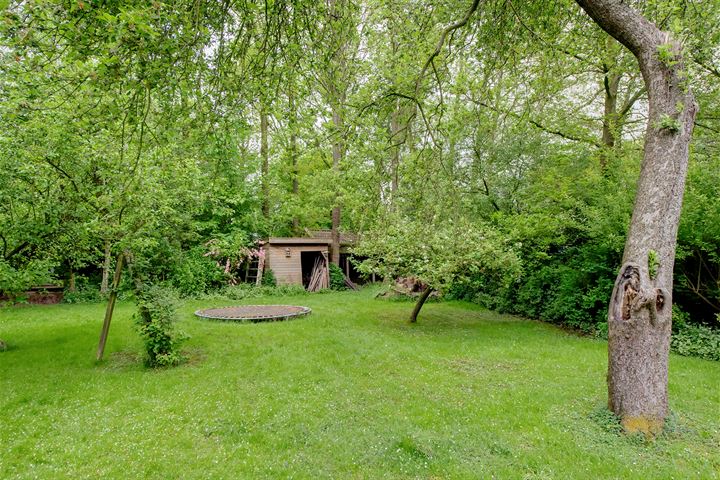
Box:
1, 289, 718, 479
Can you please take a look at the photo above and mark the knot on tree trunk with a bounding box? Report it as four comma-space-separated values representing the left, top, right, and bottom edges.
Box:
611, 263, 667, 327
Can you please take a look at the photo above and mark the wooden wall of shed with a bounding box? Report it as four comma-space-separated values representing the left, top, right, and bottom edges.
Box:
266, 245, 328, 286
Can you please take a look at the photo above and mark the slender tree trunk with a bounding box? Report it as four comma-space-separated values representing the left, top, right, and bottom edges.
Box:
576, 0, 698, 435
599, 69, 620, 170
289, 89, 300, 232
389, 99, 401, 201
602, 73, 620, 149
409, 286, 433, 323
68, 268, 76, 293
325, 0, 347, 267
96, 252, 125, 361
261, 107, 270, 219
330, 102, 344, 266
100, 239, 111, 295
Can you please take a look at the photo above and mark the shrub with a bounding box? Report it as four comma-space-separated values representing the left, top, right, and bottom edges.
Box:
62, 276, 103, 304
0, 259, 55, 300
134, 285, 188, 368
671, 321, 720, 361
261, 269, 277, 287
329, 263, 347, 291
170, 247, 225, 297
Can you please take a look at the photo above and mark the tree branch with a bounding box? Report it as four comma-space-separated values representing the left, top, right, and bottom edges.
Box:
415, 0, 481, 95
619, 86, 646, 117
574, 0, 662, 59
469, 97, 603, 147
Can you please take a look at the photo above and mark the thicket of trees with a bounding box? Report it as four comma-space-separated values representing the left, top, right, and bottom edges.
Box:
1, 0, 718, 433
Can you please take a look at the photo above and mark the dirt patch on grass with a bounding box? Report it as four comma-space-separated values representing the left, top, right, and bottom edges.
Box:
103, 351, 142, 370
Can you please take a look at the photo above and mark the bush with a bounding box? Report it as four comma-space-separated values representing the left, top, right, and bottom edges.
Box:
0, 259, 55, 300
62, 276, 103, 304
671, 321, 720, 362
170, 247, 226, 297
261, 269, 277, 287
329, 263, 347, 291
134, 285, 188, 368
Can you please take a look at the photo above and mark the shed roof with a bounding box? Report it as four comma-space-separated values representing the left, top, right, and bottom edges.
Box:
268, 237, 332, 245
266, 229, 358, 247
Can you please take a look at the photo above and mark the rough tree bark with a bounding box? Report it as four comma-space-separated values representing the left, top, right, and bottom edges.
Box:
575, 0, 698, 435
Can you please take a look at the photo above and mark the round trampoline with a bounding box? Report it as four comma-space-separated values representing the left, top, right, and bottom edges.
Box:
194, 305, 312, 322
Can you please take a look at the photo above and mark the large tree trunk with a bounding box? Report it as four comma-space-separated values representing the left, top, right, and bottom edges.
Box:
575, 0, 698, 435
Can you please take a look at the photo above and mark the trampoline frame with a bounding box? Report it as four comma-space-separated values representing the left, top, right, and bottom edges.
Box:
194, 304, 312, 322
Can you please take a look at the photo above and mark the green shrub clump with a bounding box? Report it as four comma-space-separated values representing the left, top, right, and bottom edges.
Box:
329, 263, 347, 291
671, 311, 720, 361
261, 268, 277, 287
62, 276, 103, 304
134, 285, 188, 368
0, 259, 54, 301
170, 247, 226, 297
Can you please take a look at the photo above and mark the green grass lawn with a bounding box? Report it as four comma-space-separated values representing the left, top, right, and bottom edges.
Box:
1, 288, 718, 479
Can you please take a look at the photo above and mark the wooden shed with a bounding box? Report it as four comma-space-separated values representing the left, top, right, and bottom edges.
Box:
264, 230, 360, 289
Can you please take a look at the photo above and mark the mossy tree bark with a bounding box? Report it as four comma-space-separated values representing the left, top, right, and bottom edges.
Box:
575, 0, 698, 435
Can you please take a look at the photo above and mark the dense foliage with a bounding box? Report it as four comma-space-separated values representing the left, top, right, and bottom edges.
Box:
0, 1, 718, 357
328, 263, 348, 291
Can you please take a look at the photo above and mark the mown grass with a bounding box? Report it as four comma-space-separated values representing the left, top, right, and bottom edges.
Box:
1, 288, 718, 479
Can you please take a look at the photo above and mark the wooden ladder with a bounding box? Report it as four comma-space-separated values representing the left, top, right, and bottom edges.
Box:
245, 257, 260, 285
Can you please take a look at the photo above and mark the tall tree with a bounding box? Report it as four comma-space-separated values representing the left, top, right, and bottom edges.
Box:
314, 0, 359, 265
575, 0, 698, 435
